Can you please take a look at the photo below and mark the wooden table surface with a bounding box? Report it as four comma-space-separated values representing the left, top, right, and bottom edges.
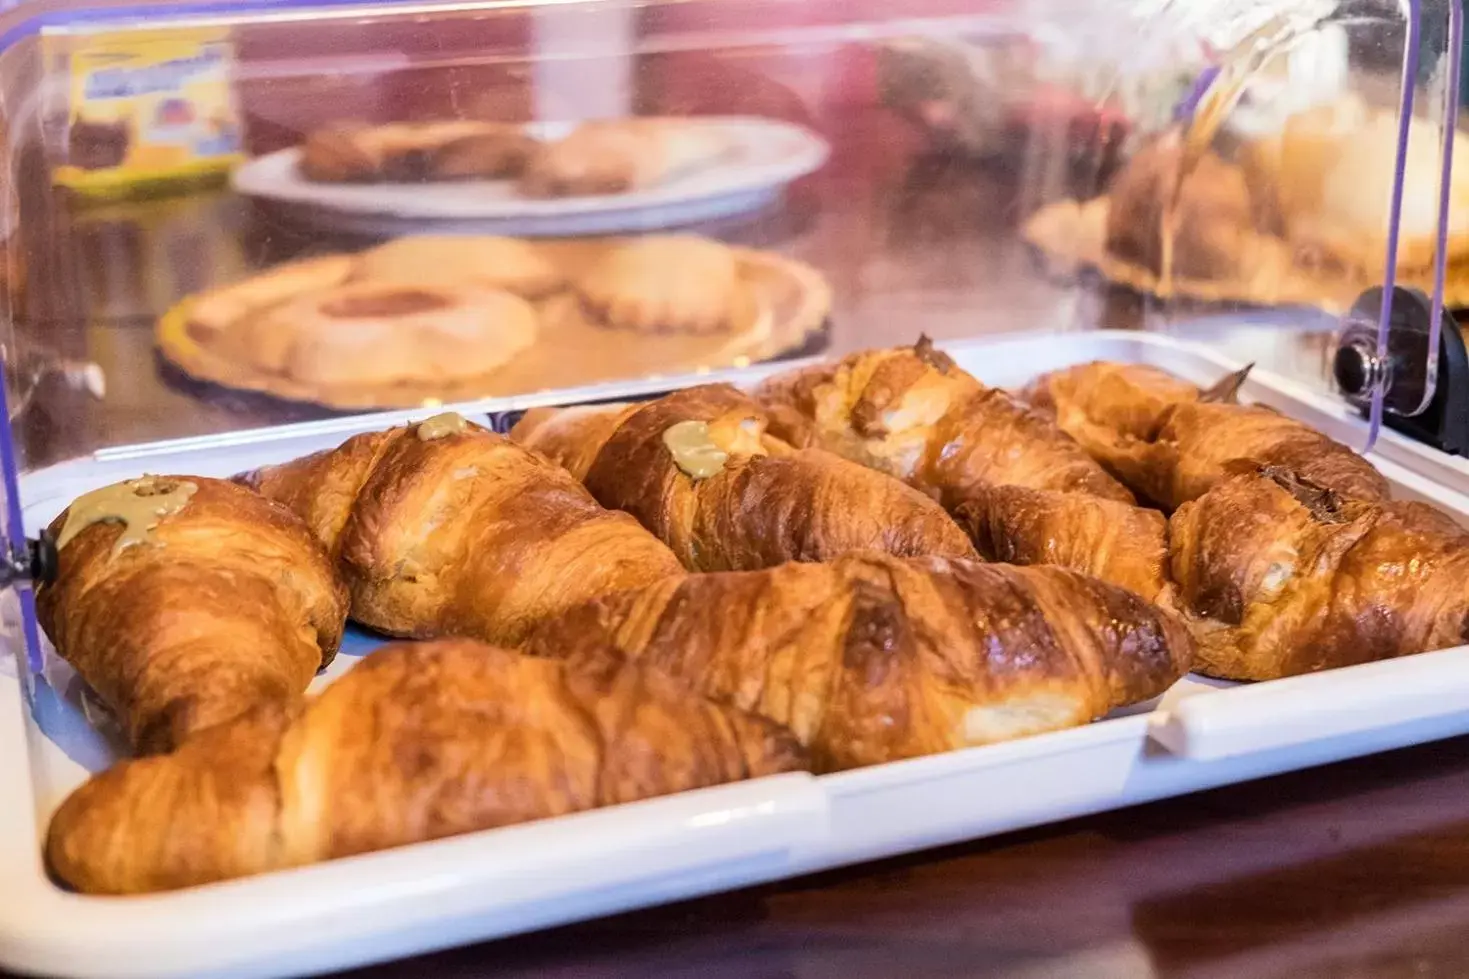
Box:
341, 738, 1469, 979
10, 154, 1466, 979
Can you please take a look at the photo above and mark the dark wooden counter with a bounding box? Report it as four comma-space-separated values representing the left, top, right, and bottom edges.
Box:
342, 737, 1469, 979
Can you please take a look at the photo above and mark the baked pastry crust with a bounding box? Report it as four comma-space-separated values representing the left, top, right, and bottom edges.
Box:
1024, 102, 1469, 310
353, 235, 563, 299
512, 383, 978, 571
527, 552, 1194, 771
300, 121, 535, 183
239, 418, 686, 645
227, 280, 538, 388
575, 234, 740, 334
519, 118, 731, 198
753, 341, 1170, 604
36, 476, 346, 755
1103, 133, 1271, 282
47, 640, 805, 894
1171, 467, 1469, 680
1243, 99, 1469, 276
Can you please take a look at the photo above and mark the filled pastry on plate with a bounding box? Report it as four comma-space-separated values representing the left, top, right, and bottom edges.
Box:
299, 120, 535, 183
575, 234, 740, 334
519, 118, 732, 198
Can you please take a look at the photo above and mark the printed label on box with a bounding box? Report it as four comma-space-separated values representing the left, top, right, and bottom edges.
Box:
48, 26, 244, 194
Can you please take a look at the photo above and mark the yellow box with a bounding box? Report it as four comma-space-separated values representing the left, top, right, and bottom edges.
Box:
49, 26, 244, 199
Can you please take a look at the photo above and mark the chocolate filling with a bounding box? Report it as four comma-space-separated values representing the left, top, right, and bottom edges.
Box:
1260, 464, 1347, 524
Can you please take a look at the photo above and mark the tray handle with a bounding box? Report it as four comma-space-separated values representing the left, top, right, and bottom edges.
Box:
1148, 647, 1469, 761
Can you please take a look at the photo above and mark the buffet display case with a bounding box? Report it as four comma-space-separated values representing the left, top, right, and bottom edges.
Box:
1, 1, 1468, 977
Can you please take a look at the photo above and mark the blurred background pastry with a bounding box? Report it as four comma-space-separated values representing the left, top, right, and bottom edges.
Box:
575, 235, 739, 334
299, 120, 535, 183
157, 234, 828, 409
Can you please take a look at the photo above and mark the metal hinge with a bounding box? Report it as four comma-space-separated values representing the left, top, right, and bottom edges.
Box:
0, 535, 57, 589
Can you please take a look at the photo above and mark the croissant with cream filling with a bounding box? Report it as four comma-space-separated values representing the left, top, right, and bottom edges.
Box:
511, 384, 978, 571
752, 340, 1172, 603
36, 476, 347, 754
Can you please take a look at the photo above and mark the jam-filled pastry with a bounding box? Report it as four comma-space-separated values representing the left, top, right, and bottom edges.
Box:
353, 235, 564, 299
186, 255, 356, 343
518, 118, 731, 198
576, 235, 739, 334
299, 121, 535, 183
230, 281, 538, 387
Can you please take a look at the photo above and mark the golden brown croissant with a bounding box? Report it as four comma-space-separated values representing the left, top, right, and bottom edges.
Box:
756, 338, 1134, 507
238, 413, 685, 643
35, 476, 347, 755
526, 552, 1194, 772
511, 384, 977, 571
1169, 466, 1469, 680
1023, 360, 1221, 445
47, 639, 806, 894
751, 340, 1175, 602
1023, 361, 1385, 509
955, 485, 1174, 606
1096, 401, 1388, 510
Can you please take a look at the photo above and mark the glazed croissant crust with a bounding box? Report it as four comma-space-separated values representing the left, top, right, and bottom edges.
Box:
1023, 361, 1386, 509
756, 337, 1133, 506
753, 340, 1174, 603
36, 476, 347, 754
47, 639, 806, 895
526, 552, 1193, 772
239, 416, 685, 644
1169, 467, 1469, 680
511, 383, 978, 571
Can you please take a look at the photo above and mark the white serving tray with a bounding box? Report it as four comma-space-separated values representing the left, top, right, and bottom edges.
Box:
6, 331, 1469, 979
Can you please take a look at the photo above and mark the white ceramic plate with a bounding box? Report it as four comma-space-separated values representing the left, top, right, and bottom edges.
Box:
231, 117, 830, 237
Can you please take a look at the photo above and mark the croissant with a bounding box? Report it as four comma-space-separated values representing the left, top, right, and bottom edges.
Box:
756, 337, 1134, 506
1022, 361, 1385, 510
35, 476, 347, 755
238, 413, 685, 643
751, 340, 1175, 601
526, 552, 1194, 772
1169, 466, 1469, 680
954, 485, 1174, 606
1023, 361, 1223, 446
47, 639, 807, 894
1090, 401, 1388, 510
510, 384, 977, 571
